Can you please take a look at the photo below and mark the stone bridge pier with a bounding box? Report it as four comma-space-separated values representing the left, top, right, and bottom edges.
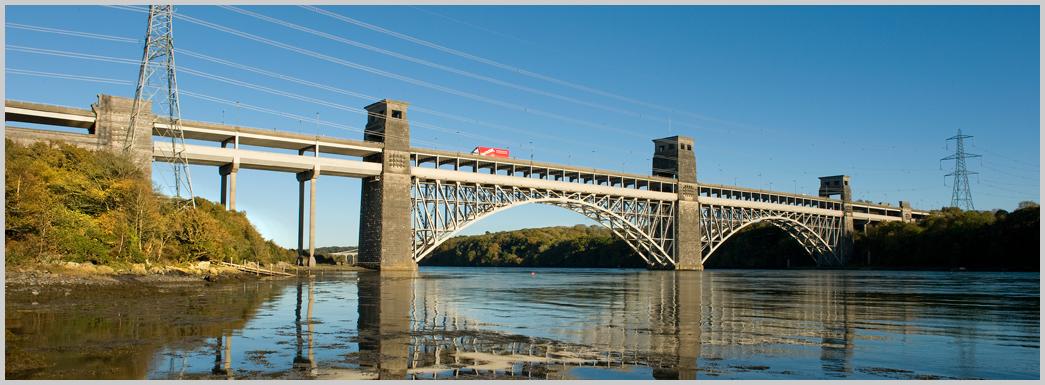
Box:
652, 136, 703, 271
358, 100, 416, 271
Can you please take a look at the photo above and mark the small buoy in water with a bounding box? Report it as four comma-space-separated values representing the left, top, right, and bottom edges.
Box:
530, 272, 536, 277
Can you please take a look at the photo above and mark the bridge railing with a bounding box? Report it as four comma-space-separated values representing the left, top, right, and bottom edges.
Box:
410, 150, 680, 193
698, 183, 845, 211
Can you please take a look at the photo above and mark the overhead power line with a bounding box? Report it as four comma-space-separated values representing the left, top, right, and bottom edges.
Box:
9, 20, 644, 157
106, 5, 651, 140
8, 43, 648, 162
223, 6, 722, 135
301, 5, 747, 129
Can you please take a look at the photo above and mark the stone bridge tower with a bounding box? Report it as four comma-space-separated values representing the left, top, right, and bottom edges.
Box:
653, 136, 702, 270
819, 175, 854, 265
358, 100, 416, 270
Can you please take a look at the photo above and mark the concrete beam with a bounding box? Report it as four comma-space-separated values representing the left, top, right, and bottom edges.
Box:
155, 143, 381, 178
4, 103, 96, 129
851, 212, 905, 222
155, 121, 383, 158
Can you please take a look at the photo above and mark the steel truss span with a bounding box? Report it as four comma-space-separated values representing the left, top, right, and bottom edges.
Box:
700, 205, 843, 266
411, 179, 677, 267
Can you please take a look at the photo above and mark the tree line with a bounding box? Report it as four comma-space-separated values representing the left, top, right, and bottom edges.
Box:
424, 207, 1038, 271
852, 206, 1038, 271
5, 140, 294, 267
423, 224, 646, 268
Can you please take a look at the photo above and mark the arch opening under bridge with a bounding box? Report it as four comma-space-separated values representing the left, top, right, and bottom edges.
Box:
411, 189, 678, 268
702, 215, 839, 266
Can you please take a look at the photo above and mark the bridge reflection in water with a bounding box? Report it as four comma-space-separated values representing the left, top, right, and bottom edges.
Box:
346, 269, 869, 380
348, 270, 704, 380
188, 270, 868, 380
11, 269, 1034, 380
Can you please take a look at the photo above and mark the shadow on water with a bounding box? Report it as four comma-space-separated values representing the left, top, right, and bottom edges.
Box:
5, 269, 1040, 380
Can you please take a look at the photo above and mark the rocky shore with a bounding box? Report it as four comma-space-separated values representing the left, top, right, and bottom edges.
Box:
4, 261, 301, 292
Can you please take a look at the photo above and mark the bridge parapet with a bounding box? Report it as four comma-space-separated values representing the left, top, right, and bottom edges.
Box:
698, 183, 844, 211
410, 150, 678, 193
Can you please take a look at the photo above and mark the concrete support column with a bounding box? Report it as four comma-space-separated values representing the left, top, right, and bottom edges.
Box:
297, 169, 317, 268
219, 163, 239, 211
219, 137, 240, 210
358, 99, 416, 271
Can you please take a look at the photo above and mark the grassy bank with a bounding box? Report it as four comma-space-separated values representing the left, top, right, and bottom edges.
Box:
5, 140, 296, 277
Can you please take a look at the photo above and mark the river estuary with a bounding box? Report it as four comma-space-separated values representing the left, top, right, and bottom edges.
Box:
5, 268, 1039, 380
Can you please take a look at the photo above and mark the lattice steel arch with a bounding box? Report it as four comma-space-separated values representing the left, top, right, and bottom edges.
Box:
411, 178, 677, 268
700, 205, 844, 266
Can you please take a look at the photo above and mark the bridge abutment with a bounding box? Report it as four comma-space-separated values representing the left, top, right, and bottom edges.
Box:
358, 100, 416, 271
93, 94, 155, 173
6, 95, 154, 177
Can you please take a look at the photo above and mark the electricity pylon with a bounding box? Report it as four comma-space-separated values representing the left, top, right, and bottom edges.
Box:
941, 129, 980, 210
126, 5, 195, 207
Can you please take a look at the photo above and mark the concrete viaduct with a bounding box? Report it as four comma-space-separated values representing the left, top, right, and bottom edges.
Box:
4, 94, 929, 270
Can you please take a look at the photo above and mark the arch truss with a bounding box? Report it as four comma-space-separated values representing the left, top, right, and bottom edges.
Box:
411, 178, 677, 267
699, 204, 844, 266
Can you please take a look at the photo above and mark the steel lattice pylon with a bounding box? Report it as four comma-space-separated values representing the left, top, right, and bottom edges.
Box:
127, 5, 195, 206
941, 129, 980, 211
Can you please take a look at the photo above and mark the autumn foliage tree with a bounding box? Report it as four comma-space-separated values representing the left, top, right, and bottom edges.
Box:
5, 140, 293, 267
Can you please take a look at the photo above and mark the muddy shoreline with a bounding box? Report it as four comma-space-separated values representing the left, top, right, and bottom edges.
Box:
4, 262, 370, 293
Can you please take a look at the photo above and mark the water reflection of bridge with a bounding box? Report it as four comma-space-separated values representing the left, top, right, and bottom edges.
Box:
350, 271, 868, 380
199, 271, 882, 380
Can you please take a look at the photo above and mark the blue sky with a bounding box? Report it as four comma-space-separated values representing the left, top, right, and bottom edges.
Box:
5, 5, 1040, 248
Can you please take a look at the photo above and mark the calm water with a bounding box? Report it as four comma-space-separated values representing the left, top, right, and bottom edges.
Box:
5, 268, 1039, 380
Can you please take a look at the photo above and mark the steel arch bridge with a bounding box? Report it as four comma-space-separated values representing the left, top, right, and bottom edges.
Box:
410, 177, 847, 268
5, 97, 929, 271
